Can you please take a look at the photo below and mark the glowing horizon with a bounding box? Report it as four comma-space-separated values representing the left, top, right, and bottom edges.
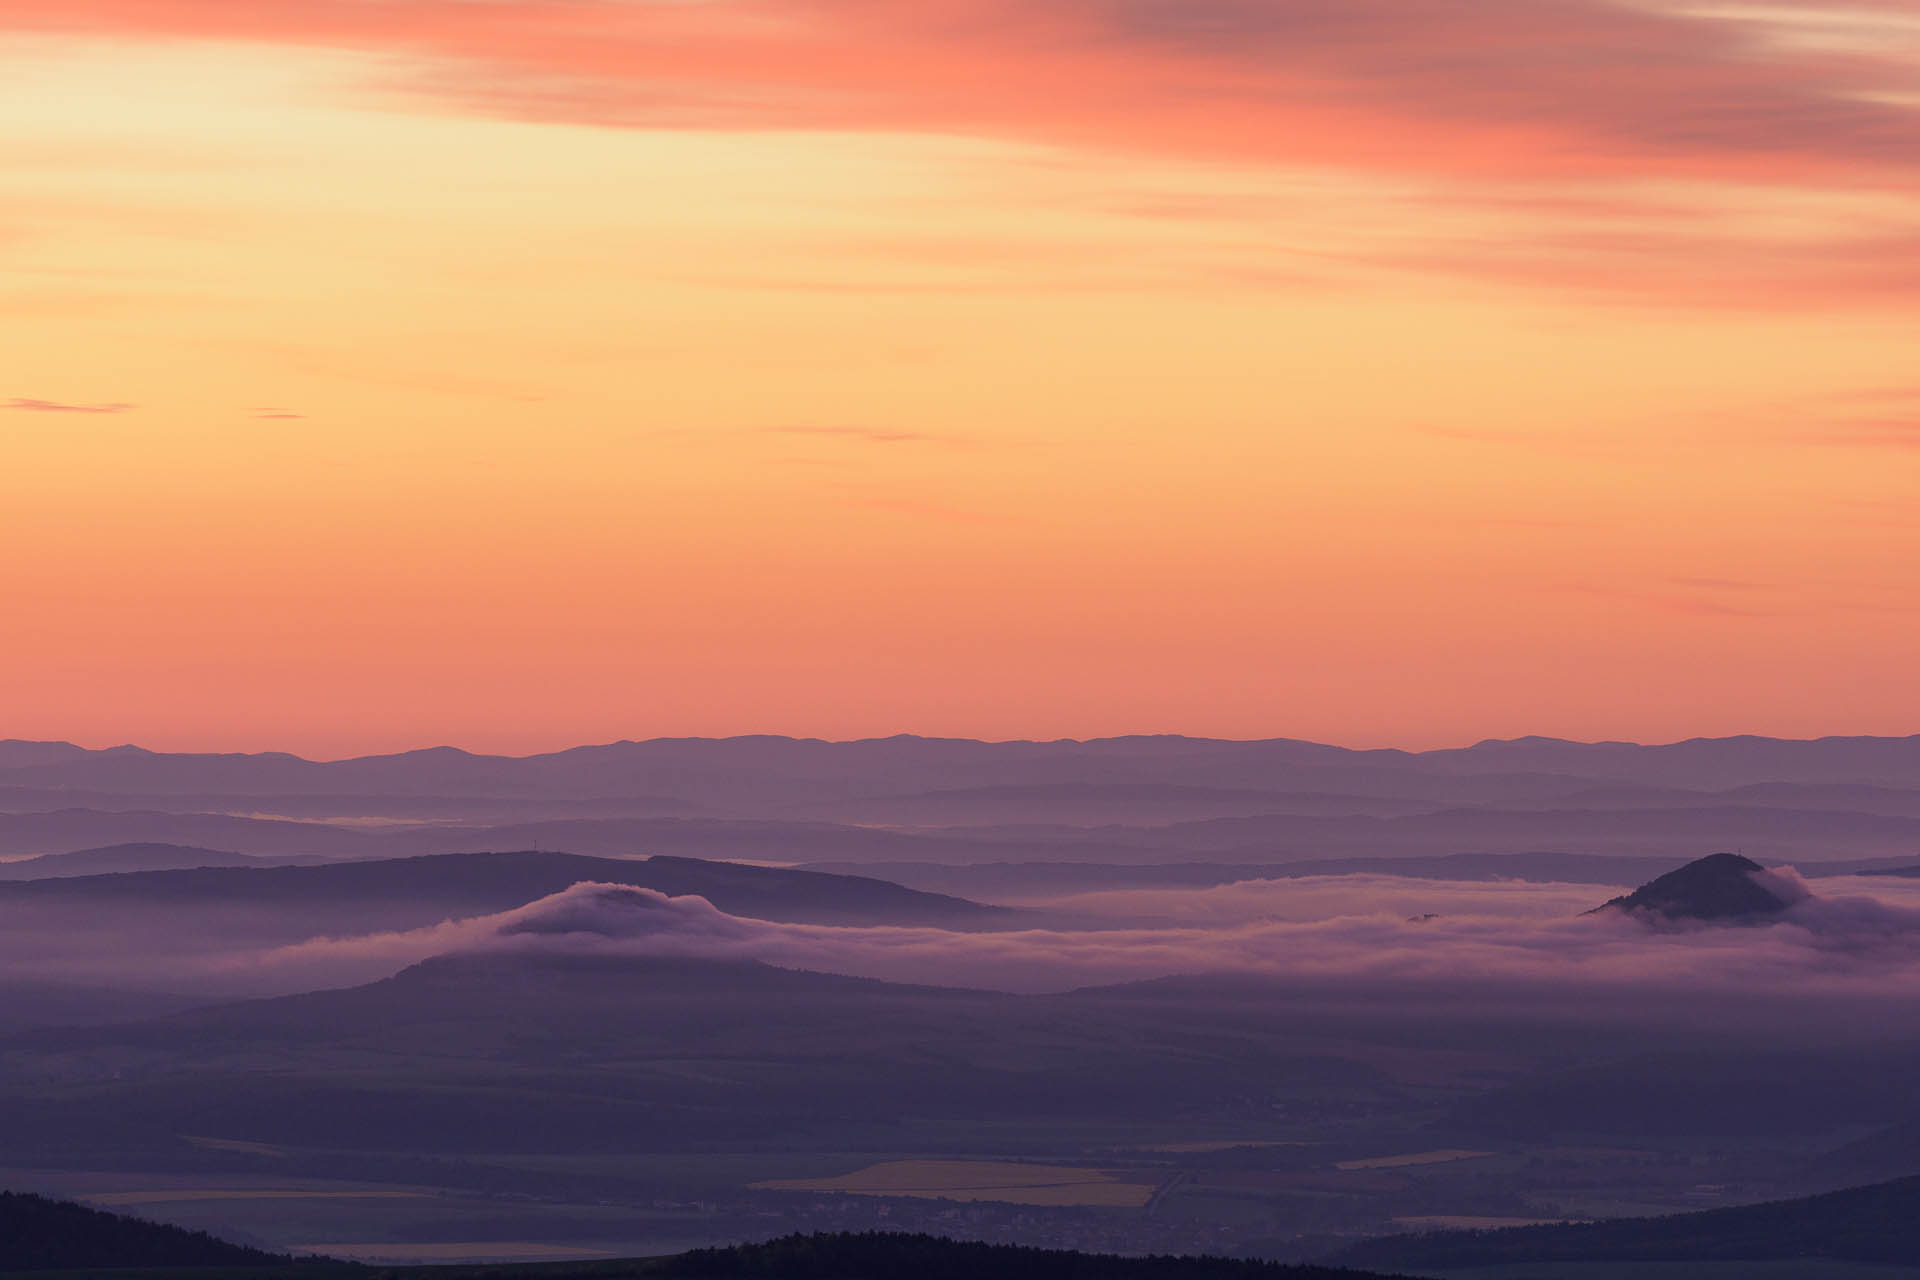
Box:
5, 2, 1918, 757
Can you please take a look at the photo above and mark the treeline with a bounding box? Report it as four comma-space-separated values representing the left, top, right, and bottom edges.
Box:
356, 1233, 1409, 1280
0, 1190, 290, 1271
654, 1232, 1401, 1280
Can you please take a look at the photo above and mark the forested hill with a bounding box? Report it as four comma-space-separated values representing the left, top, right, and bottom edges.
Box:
649, 1233, 1409, 1280
0, 1223, 1411, 1280
0, 1190, 290, 1271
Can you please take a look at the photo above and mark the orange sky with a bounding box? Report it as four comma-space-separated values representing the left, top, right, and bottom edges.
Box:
3, 1, 1919, 756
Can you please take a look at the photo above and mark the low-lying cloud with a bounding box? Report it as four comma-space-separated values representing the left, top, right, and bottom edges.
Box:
8, 869, 1920, 1037
240, 873, 1920, 1017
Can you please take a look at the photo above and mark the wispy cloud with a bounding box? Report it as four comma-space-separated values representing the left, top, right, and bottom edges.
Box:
1820, 418, 1920, 449
764, 426, 942, 445
16, 0, 1920, 187
1555, 579, 1790, 619
1766, 386, 1920, 449
5, 397, 134, 414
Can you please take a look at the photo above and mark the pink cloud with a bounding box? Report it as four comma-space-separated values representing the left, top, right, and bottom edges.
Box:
13, 0, 1919, 189
5, 397, 134, 414
13, 3, 1920, 309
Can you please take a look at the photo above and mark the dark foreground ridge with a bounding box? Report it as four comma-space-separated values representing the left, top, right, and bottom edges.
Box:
1328, 1172, 1920, 1271
1, 1213, 1412, 1280
1589, 851, 1800, 921
643, 1233, 1408, 1280
0, 1189, 289, 1271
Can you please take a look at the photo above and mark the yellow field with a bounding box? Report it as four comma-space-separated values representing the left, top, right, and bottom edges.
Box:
293, 1243, 614, 1262
753, 1160, 1156, 1207
1336, 1149, 1495, 1171
87, 1190, 433, 1206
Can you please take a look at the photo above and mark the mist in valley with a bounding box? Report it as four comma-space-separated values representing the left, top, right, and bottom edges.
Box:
2, 735, 1920, 1274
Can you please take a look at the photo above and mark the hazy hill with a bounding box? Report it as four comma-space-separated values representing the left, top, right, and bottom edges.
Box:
0, 807, 1171, 864
1818, 1117, 1920, 1185
0, 842, 293, 879
1427, 733, 1920, 789
1452, 1044, 1920, 1139
1330, 1173, 1920, 1270
783, 784, 1438, 827
115, 950, 1004, 1054
1590, 852, 1801, 921
0, 808, 378, 858
802, 852, 1699, 899
0, 981, 205, 1033
0, 740, 94, 769
1535, 780, 1920, 819
0, 952, 1407, 1156
0, 850, 1011, 933
6, 943, 1915, 1182
0, 1189, 287, 1270
13, 800, 1920, 866
1124, 805, 1920, 859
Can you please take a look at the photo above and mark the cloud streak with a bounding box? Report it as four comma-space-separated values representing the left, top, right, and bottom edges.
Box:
5, 397, 133, 414
765, 426, 942, 445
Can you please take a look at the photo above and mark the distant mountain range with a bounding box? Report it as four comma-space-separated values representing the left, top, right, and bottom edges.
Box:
5, 733, 1919, 798
0, 734, 1918, 870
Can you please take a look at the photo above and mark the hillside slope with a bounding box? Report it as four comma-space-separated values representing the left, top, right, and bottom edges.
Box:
0, 1189, 288, 1270
0, 850, 1010, 931
1330, 1174, 1920, 1270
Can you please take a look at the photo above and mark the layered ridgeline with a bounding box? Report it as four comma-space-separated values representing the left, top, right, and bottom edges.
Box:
7, 734, 1920, 866
0, 843, 308, 879
0, 1190, 289, 1270
0, 848, 1012, 936
1330, 1174, 1920, 1272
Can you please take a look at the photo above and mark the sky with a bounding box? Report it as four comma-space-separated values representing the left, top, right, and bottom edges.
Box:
4, 1, 1919, 757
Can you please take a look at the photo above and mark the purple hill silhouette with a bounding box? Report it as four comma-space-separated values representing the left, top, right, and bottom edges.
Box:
1591, 852, 1801, 921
